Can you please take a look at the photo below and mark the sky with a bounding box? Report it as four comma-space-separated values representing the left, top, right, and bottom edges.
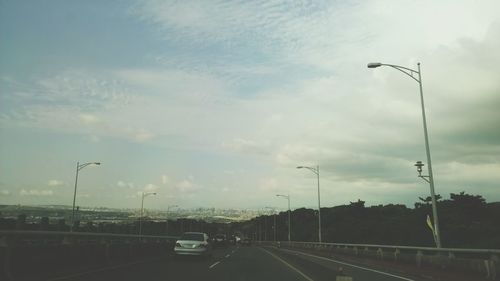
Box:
1, 0, 499, 211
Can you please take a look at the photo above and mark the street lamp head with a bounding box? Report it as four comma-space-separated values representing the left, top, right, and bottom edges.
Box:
94, 162, 101, 165
415, 161, 424, 176
367, 62, 382, 68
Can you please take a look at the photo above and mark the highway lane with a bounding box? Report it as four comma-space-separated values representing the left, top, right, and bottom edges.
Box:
46, 245, 307, 281
44, 245, 424, 281
47, 245, 231, 281
208, 245, 307, 281
265, 247, 423, 281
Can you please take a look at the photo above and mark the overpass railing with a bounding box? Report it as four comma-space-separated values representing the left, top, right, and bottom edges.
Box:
0, 230, 178, 245
258, 241, 499, 280
0, 230, 179, 281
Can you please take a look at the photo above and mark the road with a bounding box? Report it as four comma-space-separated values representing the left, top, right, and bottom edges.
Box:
45, 245, 422, 281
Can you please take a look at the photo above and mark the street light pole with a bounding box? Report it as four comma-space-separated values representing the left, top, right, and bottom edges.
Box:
139, 192, 157, 236
276, 194, 291, 242
71, 161, 100, 232
297, 165, 322, 243
367, 62, 442, 248
264, 212, 268, 241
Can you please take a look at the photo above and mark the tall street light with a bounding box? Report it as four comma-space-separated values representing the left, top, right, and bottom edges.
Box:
71, 161, 100, 232
297, 165, 322, 243
166, 204, 178, 236
265, 207, 277, 242
367, 62, 442, 248
139, 192, 157, 236
276, 194, 291, 242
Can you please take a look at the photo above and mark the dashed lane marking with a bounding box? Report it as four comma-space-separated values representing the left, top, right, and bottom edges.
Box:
209, 261, 221, 269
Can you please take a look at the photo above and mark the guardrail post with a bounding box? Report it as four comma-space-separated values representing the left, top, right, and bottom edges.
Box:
394, 248, 400, 261
488, 254, 498, 280
416, 250, 423, 268
377, 248, 384, 260
353, 246, 358, 256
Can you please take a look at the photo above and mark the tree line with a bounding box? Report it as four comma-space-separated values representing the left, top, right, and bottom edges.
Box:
1, 192, 499, 248
236, 192, 500, 248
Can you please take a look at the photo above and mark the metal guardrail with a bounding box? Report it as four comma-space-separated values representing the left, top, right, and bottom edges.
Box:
0, 231, 180, 281
286, 241, 500, 255
258, 241, 500, 280
0, 230, 179, 245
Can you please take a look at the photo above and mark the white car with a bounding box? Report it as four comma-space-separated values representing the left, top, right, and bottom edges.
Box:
174, 232, 213, 257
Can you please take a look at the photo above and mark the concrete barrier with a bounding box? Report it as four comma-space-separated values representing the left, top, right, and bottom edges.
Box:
0, 231, 177, 281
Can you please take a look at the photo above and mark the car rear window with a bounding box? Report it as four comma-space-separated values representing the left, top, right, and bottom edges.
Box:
180, 233, 204, 241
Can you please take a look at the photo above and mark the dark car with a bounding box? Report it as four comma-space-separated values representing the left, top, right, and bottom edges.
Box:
228, 235, 237, 245
240, 237, 252, 246
213, 234, 227, 247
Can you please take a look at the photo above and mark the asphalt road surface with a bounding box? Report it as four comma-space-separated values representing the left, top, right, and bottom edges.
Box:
46, 245, 422, 281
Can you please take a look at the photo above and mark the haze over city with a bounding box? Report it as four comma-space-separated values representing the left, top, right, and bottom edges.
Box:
1, 0, 500, 210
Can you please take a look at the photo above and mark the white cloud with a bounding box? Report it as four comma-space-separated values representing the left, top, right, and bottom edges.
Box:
0, 190, 11, 196
47, 179, 64, 187
259, 178, 280, 192
222, 138, 272, 155
79, 114, 100, 125
144, 183, 159, 192
117, 181, 135, 189
134, 131, 155, 142
161, 174, 169, 185
175, 180, 200, 193
20, 189, 53, 196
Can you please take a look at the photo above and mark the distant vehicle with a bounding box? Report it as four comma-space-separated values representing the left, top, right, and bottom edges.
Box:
228, 235, 237, 245
240, 237, 252, 246
214, 234, 227, 247
174, 232, 213, 257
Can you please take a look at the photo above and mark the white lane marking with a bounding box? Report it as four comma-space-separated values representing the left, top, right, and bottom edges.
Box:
281, 248, 415, 281
48, 257, 162, 281
260, 247, 314, 281
209, 261, 221, 269
225, 254, 231, 258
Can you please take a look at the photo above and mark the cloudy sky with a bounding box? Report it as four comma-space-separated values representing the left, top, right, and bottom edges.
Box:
1, 0, 499, 211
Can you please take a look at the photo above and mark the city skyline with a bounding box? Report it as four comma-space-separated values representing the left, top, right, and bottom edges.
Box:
1, 1, 500, 210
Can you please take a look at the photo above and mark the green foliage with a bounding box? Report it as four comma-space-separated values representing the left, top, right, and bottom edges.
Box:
234, 192, 500, 248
